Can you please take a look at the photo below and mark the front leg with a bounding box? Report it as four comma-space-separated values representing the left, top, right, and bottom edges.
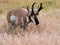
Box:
20, 17, 27, 29
8, 22, 16, 33
20, 24, 27, 29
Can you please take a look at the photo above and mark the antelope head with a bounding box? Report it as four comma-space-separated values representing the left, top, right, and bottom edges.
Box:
27, 2, 43, 25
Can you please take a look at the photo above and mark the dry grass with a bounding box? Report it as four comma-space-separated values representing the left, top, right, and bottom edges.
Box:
0, 9, 60, 45
0, 31, 60, 45
0, 0, 60, 45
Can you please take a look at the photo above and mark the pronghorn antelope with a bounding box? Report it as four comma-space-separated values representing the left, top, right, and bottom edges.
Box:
6, 2, 43, 31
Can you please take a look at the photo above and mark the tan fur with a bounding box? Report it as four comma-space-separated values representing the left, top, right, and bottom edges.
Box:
7, 8, 28, 27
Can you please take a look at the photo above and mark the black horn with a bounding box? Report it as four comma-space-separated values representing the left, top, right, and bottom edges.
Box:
38, 3, 43, 12
31, 2, 36, 15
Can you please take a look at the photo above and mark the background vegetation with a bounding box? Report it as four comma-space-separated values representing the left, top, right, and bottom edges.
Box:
0, 0, 60, 14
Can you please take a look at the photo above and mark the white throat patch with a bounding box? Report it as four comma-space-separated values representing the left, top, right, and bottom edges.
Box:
26, 16, 29, 23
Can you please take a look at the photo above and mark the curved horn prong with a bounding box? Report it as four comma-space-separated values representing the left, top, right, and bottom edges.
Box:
38, 3, 43, 12
31, 2, 36, 15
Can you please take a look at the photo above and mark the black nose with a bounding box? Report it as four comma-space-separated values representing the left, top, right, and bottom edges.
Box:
34, 16, 39, 25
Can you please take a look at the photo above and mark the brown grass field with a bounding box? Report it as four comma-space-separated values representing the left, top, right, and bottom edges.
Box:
0, 0, 60, 45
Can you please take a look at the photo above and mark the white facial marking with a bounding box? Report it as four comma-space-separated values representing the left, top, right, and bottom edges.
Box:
31, 17, 36, 25
34, 9, 38, 14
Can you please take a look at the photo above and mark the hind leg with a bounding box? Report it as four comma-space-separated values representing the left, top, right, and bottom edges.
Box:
8, 22, 16, 33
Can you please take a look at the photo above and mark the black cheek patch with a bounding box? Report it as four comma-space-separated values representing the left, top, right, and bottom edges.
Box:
34, 16, 39, 25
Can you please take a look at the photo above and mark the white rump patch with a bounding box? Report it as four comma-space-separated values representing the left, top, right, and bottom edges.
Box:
10, 15, 17, 22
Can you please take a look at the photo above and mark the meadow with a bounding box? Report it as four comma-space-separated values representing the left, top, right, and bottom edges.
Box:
0, 0, 60, 45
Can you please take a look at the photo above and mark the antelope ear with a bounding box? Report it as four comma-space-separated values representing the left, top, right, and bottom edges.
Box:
27, 6, 30, 12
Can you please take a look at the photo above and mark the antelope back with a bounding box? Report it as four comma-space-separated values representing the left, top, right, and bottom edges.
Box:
7, 8, 28, 26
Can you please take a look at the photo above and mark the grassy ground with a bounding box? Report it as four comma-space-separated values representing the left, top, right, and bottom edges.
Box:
0, 9, 60, 45
0, 0, 60, 45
